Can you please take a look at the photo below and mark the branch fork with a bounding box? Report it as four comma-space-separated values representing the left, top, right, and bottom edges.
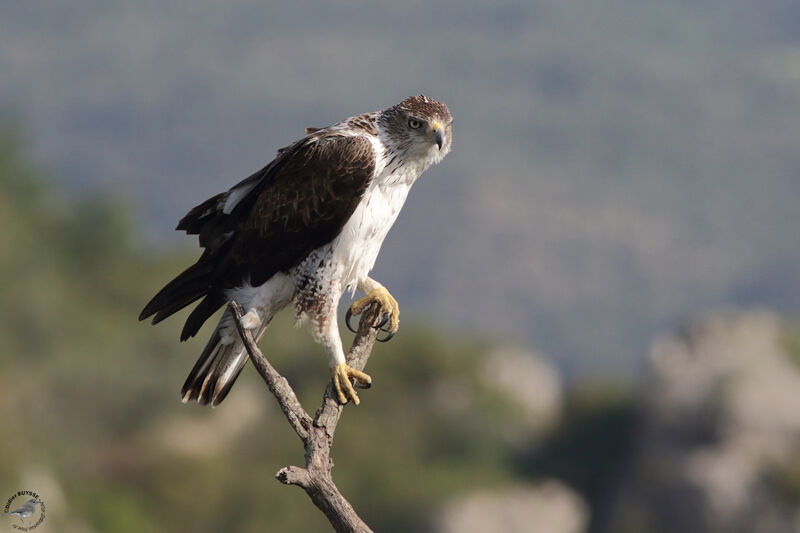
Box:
228, 300, 383, 533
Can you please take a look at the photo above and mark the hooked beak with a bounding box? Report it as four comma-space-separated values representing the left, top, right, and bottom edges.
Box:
432, 121, 444, 150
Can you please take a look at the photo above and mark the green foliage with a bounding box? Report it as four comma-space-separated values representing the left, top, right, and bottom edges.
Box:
780, 324, 800, 369
517, 382, 639, 532
85, 487, 164, 533
764, 458, 800, 507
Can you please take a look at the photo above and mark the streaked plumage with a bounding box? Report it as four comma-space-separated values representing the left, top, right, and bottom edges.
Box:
140, 95, 452, 406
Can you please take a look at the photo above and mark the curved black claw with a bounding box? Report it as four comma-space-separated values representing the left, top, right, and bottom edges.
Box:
376, 312, 391, 330
345, 308, 358, 334
347, 306, 395, 341
376, 329, 396, 343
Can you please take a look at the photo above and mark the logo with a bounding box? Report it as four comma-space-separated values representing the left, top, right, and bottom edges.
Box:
3, 491, 45, 531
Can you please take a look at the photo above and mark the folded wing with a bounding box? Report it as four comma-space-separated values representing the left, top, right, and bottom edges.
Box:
139, 134, 377, 340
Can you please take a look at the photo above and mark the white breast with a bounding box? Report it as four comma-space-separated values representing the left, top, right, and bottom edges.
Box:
334, 173, 415, 292
316, 129, 430, 294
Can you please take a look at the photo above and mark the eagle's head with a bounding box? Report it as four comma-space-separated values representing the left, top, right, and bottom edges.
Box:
379, 95, 453, 165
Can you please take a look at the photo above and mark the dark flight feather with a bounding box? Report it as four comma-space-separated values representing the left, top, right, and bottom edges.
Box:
139, 134, 376, 340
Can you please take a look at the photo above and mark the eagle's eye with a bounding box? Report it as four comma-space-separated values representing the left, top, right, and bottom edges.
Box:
407, 118, 423, 129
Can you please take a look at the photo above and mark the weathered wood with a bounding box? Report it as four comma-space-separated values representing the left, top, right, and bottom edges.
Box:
228, 301, 383, 533
229, 301, 312, 441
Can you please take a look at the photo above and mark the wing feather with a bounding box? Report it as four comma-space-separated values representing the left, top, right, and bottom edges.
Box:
140, 132, 377, 339
232, 134, 376, 282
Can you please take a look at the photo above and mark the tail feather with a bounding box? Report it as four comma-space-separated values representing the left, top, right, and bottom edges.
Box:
180, 294, 224, 341
139, 260, 214, 324
181, 312, 267, 407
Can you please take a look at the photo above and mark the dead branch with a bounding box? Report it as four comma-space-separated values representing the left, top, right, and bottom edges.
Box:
229, 300, 382, 533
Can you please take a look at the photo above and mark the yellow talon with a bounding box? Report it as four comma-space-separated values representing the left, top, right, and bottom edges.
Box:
332, 363, 372, 405
349, 286, 400, 335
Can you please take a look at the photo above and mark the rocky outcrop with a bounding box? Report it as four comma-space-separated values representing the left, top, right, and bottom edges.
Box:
611, 310, 800, 533
433, 481, 588, 533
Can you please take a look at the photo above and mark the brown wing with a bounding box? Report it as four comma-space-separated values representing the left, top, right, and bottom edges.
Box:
232, 134, 376, 278
139, 134, 376, 340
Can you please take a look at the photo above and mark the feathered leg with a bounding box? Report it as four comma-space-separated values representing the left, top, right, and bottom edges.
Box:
303, 280, 371, 404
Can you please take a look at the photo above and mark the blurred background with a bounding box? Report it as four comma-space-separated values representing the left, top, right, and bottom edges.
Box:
1, 1, 799, 531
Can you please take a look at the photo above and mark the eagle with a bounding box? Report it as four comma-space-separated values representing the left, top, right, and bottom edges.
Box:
140, 95, 452, 406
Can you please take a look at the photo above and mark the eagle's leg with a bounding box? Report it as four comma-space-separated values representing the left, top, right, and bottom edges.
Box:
313, 290, 372, 405
347, 277, 400, 340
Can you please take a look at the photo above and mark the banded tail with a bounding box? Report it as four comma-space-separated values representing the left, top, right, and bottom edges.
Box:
180, 310, 267, 407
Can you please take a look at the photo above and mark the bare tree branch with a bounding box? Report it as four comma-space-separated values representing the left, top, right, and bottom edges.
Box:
228, 300, 383, 533
229, 301, 312, 441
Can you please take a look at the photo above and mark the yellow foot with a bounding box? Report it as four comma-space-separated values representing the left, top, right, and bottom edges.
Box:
346, 287, 400, 341
332, 363, 372, 405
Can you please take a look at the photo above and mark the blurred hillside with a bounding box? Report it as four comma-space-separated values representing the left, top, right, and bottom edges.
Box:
4, 130, 800, 532
2, 0, 799, 379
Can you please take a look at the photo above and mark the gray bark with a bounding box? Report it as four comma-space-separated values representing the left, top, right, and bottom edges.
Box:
229, 301, 382, 533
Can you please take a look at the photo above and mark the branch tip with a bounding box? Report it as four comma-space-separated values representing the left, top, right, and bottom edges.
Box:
276, 466, 311, 488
